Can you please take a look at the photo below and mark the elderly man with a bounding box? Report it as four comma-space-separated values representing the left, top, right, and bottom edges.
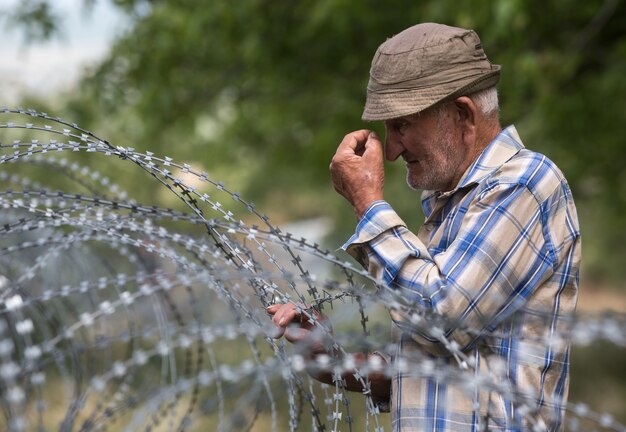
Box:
270, 23, 580, 431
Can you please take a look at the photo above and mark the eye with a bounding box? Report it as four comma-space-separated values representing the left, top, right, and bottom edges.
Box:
385, 118, 410, 138
393, 120, 409, 135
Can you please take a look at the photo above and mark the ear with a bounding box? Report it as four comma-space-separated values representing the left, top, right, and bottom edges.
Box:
452, 96, 478, 146
452, 96, 478, 129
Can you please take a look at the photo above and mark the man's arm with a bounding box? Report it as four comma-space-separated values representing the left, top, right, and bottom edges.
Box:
344, 185, 557, 354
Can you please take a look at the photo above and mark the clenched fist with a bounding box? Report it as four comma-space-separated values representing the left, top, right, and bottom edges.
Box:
330, 130, 385, 218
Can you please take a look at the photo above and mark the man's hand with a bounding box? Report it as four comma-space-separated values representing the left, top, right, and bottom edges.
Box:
267, 302, 391, 401
267, 303, 331, 357
330, 130, 384, 219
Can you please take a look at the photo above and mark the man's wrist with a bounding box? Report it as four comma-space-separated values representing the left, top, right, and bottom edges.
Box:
354, 196, 384, 220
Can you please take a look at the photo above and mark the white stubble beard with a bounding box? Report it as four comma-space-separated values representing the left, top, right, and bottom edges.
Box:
405, 124, 464, 192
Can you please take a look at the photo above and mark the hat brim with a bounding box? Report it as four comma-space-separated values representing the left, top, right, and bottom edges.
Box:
361, 68, 500, 121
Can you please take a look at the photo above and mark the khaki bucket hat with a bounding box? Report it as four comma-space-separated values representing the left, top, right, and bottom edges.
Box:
362, 23, 501, 121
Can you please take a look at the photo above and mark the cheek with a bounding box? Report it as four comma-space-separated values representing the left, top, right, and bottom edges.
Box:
404, 138, 426, 157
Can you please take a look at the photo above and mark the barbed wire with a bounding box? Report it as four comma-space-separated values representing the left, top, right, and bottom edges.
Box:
0, 107, 623, 431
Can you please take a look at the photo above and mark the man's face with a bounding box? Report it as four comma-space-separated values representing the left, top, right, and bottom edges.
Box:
384, 105, 466, 192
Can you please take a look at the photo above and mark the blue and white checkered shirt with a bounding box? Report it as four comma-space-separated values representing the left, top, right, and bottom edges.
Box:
343, 126, 581, 431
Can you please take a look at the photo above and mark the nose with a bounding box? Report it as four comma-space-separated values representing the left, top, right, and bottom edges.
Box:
384, 128, 404, 161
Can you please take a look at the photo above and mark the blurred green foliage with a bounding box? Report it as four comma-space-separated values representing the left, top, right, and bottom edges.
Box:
5, 0, 626, 275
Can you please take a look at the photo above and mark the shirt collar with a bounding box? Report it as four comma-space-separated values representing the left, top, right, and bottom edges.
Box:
421, 125, 524, 207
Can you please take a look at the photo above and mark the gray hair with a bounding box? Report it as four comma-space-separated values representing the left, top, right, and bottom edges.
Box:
470, 86, 499, 118
432, 86, 499, 119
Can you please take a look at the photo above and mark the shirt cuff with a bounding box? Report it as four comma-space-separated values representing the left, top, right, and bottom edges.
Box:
342, 200, 408, 251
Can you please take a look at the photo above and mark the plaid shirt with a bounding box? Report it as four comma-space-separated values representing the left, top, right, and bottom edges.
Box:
343, 126, 581, 431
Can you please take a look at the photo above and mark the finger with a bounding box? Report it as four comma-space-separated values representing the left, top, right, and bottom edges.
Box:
272, 304, 299, 327
283, 326, 314, 345
337, 130, 371, 153
266, 303, 281, 315
271, 324, 286, 339
363, 131, 383, 155
284, 327, 326, 354
269, 304, 296, 339
330, 131, 369, 168
366, 131, 381, 146
298, 308, 323, 330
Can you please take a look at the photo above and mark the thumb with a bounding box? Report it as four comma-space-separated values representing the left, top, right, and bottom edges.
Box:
363, 132, 383, 159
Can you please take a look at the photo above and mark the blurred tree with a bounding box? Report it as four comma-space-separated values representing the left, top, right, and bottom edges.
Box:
1, 0, 58, 41
4, 0, 626, 279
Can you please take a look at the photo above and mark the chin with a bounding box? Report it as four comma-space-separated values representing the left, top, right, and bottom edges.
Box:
405, 175, 423, 191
